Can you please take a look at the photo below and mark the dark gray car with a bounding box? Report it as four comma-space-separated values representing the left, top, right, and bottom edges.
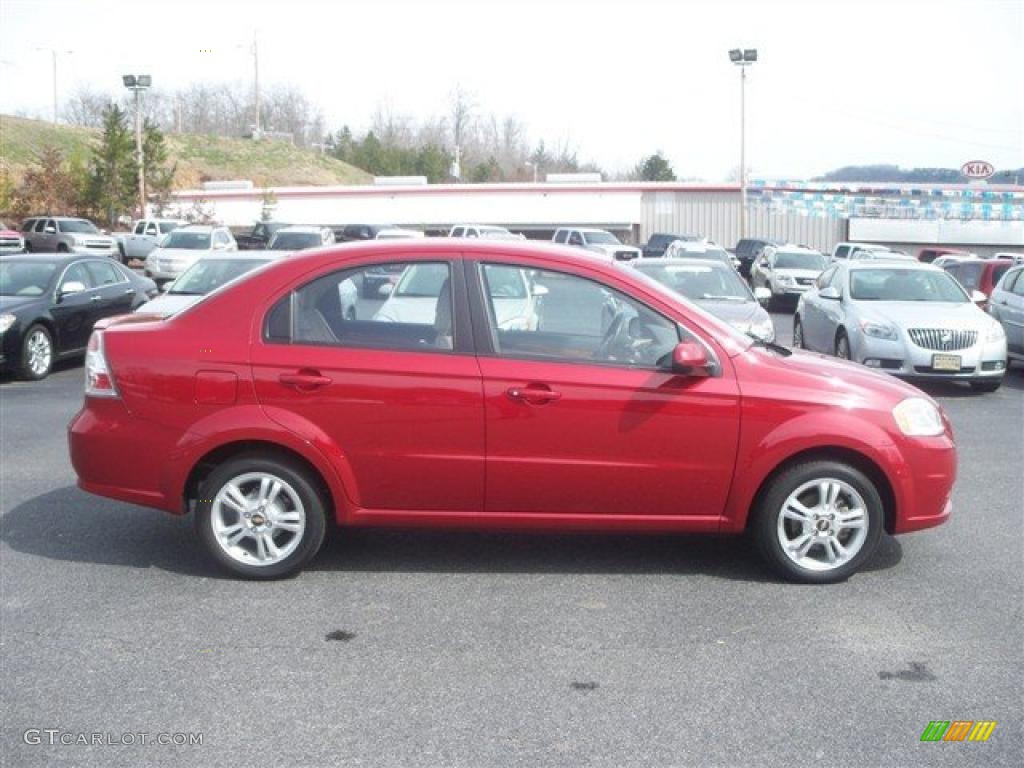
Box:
987, 265, 1024, 366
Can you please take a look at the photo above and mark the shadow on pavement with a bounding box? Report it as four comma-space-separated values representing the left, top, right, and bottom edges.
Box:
2, 485, 903, 582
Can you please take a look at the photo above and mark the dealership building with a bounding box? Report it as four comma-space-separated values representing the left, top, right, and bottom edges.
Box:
169, 180, 1024, 256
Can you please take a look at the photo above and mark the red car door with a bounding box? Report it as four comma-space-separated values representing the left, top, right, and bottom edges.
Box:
251, 257, 485, 514
471, 261, 741, 527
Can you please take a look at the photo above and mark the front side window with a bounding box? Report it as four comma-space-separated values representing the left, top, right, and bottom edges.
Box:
834, 245, 849, 259
479, 264, 680, 368
35, 220, 49, 233
956, 263, 983, 291
134, 222, 147, 235
85, 260, 124, 286
553, 230, 567, 244
270, 261, 455, 352
567, 231, 584, 246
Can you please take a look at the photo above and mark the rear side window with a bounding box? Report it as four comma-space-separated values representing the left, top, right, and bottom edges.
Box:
991, 264, 1010, 287
134, 221, 147, 235
834, 245, 849, 260
553, 230, 567, 244
61, 263, 94, 290
266, 261, 455, 353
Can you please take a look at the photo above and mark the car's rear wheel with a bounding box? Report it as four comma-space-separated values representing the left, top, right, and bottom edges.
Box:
752, 460, 883, 583
20, 324, 54, 380
57, 244, 69, 253
969, 379, 1002, 393
195, 454, 327, 579
793, 317, 805, 349
835, 330, 851, 360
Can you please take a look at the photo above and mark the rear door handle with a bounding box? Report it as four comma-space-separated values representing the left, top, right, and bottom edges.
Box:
506, 385, 561, 404
279, 370, 332, 391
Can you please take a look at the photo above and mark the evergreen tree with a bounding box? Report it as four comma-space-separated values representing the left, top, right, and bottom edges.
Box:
86, 104, 137, 226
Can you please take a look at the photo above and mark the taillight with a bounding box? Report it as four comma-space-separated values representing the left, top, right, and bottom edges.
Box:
85, 331, 119, 398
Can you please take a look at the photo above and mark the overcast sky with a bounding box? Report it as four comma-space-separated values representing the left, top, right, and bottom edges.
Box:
1, 0, 1021, 180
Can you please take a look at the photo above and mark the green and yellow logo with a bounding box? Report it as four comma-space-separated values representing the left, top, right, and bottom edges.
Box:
920, 721, 997, 742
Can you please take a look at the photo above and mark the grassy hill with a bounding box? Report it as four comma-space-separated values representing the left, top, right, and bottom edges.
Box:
0, 114, 371, 188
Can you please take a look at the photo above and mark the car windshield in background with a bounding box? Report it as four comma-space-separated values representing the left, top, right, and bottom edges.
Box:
775, 252, 826, 270
637, 263, 751, 301
680, 248, 731, 264
163, 231, 212, 249
850, 269, 968, 302
270, 233, 320, 250
158, 222, 180, 234
395, 263, 448, 297
584, 231, 620, 245
169, 258, 271, 296
58, 220, 99, 234
0, 260, 58, 296
484, 264, 528, 298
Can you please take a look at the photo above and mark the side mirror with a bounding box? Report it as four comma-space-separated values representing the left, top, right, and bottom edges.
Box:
58, 280, 87, 299
670, 341, 713, 377
45, 226, 57, 234
757, 258, 769, 268
819, 286, 841, 300
531, 284, 549, 297
378, 283, 395, 297
753, 286, 772, 304
971, 290, 987, 304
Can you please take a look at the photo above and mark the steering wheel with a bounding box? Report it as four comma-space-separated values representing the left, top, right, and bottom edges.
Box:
595, 310, 631, 360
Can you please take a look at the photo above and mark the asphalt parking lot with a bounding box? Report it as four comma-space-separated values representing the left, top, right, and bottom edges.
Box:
1, 310, 1021, 768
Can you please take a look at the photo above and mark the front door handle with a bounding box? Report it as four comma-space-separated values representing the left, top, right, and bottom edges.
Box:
279, 370, 332, 391
90, 295, 102, 302
506, 385, 562, 404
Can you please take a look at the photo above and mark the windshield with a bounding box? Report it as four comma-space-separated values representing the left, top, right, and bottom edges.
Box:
678, 247, 731, 265
850, 269, 968, 302
162, 231, 212, 249
395, 263, 448, 297
0, 260, 59, 296
158, 222, 180, 234
58, 220, 99, 234
169, 258, 270, 295
774, 251, 826, 270
583, 231, 620, 245
270, 232, 320, 250
636, 263, 751, 301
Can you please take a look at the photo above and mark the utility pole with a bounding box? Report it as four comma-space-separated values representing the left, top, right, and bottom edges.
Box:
36, 48, 72, 123
729, 48, 757, 239
123, 75, 152, 218
253, 32, 261, 137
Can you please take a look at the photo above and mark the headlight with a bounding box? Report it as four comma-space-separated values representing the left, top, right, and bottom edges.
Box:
859, 319, 898, 340
0, 313, 16, 334
892, 397, 944, 437
985, 322, 1005, 342
776, 275, 795, 285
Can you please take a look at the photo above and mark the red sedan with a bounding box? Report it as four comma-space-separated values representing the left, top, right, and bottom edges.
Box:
68, 240, 956, 583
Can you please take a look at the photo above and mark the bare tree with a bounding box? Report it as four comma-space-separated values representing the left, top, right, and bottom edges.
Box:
62, 86, 114, 128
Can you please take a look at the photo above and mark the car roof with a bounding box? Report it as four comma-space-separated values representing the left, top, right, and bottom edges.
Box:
845, 259, 943, 272
174, 224, 218, 232
275, 225, 329, 234
189, 250, 282, 261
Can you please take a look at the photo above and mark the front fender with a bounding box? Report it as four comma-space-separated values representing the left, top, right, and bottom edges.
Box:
721, 408, 907, 533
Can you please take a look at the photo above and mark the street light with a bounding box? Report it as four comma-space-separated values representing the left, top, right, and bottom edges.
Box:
729, 47, 757, 239
36, 48, 73, 123
123, 74, 151, 218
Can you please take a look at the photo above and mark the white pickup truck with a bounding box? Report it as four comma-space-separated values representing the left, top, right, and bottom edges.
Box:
115, 219, 184, 264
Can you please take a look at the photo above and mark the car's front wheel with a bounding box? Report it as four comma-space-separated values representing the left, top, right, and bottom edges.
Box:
793, 317, 805, 349
195, 454, 328, 579
752, 460, 883, 583
835, 330, 851, 360
20, 324, 54, 380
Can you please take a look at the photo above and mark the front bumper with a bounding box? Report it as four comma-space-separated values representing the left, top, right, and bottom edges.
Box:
771, 281, 814, 297
852, 332, 1007, 380
70, 244, 118, 257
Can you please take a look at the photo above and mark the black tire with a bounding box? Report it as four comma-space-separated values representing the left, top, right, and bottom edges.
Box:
195, 453, 328, 579
751, 459, 884, 584
792, 317, 805, 349
117, 244, 127, 264
835, 330, 851, 360
969, 379, 1002, 393
20, 324, 54, 380
24, 242, 33, 252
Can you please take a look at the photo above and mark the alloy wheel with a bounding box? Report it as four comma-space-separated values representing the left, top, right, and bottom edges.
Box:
776, 478, 869, 572
26, 330, 52, 377
210, 472, 307, 566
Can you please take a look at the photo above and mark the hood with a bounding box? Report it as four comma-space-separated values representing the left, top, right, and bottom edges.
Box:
134, 293, 201, 316
696, 299, 765, 326
747, 346, 929, 408
0, 229, 21, 238
773, 268, 822, 280
857, 300, 992, 330
148, 248, 210, 261
0, 294, 44, 313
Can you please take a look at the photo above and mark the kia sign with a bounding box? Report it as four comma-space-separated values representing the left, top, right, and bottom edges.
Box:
960, 161, 995, 179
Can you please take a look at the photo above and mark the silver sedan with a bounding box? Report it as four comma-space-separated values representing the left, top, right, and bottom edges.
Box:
794, 261, 1008, 392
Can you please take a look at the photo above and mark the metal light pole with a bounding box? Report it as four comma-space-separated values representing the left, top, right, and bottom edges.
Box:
729, 48, 757, 239
36, 48, 72, 123
123, 75, 152, 218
